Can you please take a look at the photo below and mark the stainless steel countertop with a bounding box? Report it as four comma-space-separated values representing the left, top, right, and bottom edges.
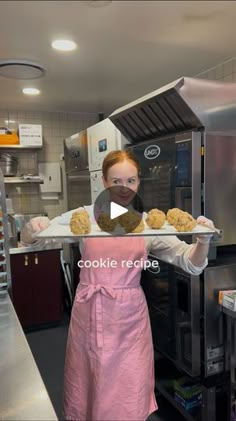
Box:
0, 292, 58, 420
10, 242, 62, 255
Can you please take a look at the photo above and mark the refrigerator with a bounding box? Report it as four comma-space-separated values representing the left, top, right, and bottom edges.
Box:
64, 130, 91, 210
63, 130, 92, 300
87, 118, 129, 203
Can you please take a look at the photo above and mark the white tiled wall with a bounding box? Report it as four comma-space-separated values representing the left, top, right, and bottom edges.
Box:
194, 56, 236, 82
0, 110, 98, 218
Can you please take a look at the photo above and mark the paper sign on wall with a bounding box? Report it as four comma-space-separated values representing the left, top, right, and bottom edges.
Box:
19, 124, 43, 146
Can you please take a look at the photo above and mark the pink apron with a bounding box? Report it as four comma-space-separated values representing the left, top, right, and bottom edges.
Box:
63, 236, 158, 421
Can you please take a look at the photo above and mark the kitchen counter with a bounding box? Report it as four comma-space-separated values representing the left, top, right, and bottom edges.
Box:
10, 242, 62, 255
0, 291, 58, 420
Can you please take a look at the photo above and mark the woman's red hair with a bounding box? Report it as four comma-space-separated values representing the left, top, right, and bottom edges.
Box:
102, 150, 141, 180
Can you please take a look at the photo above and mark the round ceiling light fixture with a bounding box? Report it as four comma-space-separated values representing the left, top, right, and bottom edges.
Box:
22, 88, 41, 96
0, 60, 46, 79
51, 39, 77, 51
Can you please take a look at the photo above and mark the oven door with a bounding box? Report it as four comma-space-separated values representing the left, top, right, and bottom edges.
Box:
141, 266, 201, 377
126, 131, 201, 216
141, 262, 178, 363
130, 131, 202, 377
175, 269, 201, 376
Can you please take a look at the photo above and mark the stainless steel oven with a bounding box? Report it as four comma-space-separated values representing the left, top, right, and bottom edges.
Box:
128, 131, 236, 377
126, 132, 201, 218
115, 131, 236, 248
127, 132, 200, 377
109, 77, 236, 387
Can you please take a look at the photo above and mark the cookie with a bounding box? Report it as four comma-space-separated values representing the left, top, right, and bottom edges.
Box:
146, 208, 166, 229
166, 208, 183, 225
70, 209, 91, 235
119, 211, 144, 233
97, 212, 119, 232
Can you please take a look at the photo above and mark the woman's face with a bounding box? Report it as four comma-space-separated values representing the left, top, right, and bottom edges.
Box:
102, 160, 140, 206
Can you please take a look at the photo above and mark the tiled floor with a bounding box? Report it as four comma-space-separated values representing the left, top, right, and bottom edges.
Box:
26, 316, 184, 421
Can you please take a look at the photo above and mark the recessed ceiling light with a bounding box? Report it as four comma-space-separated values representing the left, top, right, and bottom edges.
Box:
22, 88, 41, 95
0, 60, 46, 79
51, 40, 77, 52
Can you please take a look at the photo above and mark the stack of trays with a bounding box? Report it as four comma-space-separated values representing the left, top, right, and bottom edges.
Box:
174, 377, 202, 412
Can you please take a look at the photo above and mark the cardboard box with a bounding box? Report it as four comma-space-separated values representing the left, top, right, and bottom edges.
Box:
174, 392, 202, 411
173, 377, 201, 400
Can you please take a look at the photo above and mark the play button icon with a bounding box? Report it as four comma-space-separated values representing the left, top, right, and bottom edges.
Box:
94, 186, 144, 234
110, 202, 128, 219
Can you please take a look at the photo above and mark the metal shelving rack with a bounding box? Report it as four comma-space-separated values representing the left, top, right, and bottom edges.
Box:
0, 145, 44, 184
0, 168, 11, 294
153, 351, 221, 421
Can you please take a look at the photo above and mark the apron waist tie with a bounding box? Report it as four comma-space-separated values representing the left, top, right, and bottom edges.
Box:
76, 283, 140, 348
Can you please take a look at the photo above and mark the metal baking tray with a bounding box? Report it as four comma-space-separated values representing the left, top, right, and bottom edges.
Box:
36, 221, 221, 240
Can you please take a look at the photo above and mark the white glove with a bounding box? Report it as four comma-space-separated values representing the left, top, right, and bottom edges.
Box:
30, 216, 50, 232
196, 216, 215, 244
21, 216, 50, 245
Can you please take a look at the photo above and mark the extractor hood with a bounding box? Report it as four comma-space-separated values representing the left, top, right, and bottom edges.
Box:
109, 77, 236, 143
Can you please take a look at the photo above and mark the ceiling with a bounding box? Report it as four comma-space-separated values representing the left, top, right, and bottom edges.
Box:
1, 0, 236, 114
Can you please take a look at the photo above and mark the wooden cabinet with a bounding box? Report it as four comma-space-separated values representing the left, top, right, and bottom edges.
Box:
11, 249, 63, 328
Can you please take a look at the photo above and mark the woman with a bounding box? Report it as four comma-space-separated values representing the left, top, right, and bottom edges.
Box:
21, 150, 214, 421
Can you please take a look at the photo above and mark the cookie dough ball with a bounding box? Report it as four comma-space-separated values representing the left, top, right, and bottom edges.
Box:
97, 212, 119, 232
146, 209, 166, 229
167, 208, 183, 225
173, 211, 197, 232
119, 211, 144, 233
131, 219, 145, 233
70, 209, 91, 235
